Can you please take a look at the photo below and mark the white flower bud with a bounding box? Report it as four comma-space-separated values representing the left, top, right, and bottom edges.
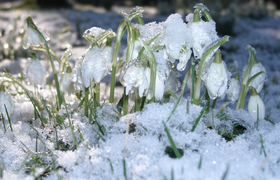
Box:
248, 90, 265, 122
205, 62, 228, 99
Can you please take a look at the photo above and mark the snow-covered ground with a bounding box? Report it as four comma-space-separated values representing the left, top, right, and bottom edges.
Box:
0, 4, 280, 180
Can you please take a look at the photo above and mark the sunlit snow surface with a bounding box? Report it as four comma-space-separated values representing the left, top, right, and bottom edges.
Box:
1, 8, 280, 180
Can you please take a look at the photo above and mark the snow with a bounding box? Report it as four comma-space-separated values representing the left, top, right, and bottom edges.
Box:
1, 4, 280, 180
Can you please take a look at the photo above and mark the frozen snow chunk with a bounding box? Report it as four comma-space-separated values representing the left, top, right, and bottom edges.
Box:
26, 58, 47, 85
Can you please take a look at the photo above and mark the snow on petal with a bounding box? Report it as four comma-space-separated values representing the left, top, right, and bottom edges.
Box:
164, 13, 188, 60
186, 19, 219, 59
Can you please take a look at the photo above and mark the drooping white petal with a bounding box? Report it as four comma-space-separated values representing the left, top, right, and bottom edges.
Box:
248, 94, 265, 122
60, 73, 74, 95
26, 59, 46, 85
0, 92, 14, 119
154, 70, 165, 101
23, 27, 50, 49
226, 78, 241, 102
249, 63, 267, 93
205, 62, 228, 99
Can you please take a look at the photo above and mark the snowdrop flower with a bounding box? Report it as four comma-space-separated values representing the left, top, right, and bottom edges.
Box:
186, 13, 219, 59
204, 51, 228, 99
248, 63, 267, 93
60, 66, 74, 95
248, 87, 265, 122
121, 64, 149, 97
0, 87, 14, 120
26, 58, 47, 86
81, 45, 113, 87
226, 78, 241, 102
23, 17, 50, 49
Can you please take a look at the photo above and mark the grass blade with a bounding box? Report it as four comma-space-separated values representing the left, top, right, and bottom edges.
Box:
191, 99, 209, 132
4, 105, 12, 132
163, 122, 182, 158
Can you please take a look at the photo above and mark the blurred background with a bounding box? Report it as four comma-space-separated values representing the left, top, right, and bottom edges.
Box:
0, 0, 279, 12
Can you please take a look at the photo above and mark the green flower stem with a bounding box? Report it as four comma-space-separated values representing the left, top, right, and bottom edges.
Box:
193, 10, 201, 22
94, 83, 100, 111
251, 87, 258, 96
110, 21, 127, 103
135, 89, 141, 112
205, 90, 210, 114
236, 46, 257, 110
123, 88, 128, 115
191, 58, 195, 104
193, 36, 229, 105
211, 97, 217, 109
27, 17, 63, 109
84, 87, 89, 118
109, 9, 144, 103
139, 39, 157, 101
